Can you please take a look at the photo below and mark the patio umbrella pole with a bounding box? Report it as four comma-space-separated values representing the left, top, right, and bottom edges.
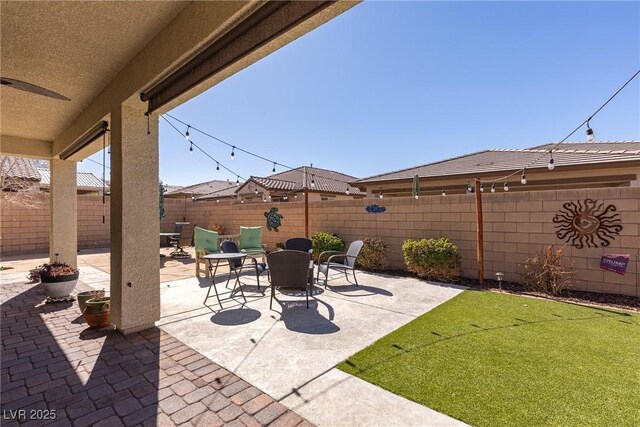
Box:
474, 178, 484, 286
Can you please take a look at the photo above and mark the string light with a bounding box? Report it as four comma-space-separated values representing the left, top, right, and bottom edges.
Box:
216, 162, 220, 172
272, 162, 276, 173
441, 189, 446, 197
467, 182, 473, 193
216, 199, 219, 203
586, 119, 595, 142
414, 191, 419, 200
231, 146, 235, 160
504, 181, 509, 192
346, 186, 350, 195
254, 188, 258, 195
491, 183, 496, 193
379, 188, 384, 199
236, 176, 240, 185
311, 175, 315, 188
520, 169, 527, 185
547, 154, 555, 170
480, 183, 484, 192
185, 125, 190, 141
189, 142, 193, 154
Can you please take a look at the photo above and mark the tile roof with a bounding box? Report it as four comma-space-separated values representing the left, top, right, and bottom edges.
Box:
195, 185, 238, 201
529, 141, 640, 152
353, 141, 640, 184
250, 166, 366, 195
165, 179, 236, 196
38, 169, 107, 190
0, 156, 40, 181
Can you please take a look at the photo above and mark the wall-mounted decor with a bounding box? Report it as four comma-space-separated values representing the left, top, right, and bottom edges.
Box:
366, 204, 386, 214
264, 207, 283, 231
553, 199, 622, 248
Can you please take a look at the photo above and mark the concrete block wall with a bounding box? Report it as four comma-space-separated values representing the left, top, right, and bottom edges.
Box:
2, 188, 638, 296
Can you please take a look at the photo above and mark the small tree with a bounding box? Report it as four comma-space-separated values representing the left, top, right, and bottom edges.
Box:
0, 156, 45, 209
159, 181, 166, 221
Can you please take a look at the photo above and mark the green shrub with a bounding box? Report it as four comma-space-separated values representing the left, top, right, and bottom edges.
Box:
522, 245, 574, 295
358, 238, 389, 271
312, 232, 345, 262
402, 237, 462, 282
275, 242, 285, 250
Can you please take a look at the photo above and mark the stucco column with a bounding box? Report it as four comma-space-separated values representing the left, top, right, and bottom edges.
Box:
110, 102, 160, 334
49, 159, 78, 267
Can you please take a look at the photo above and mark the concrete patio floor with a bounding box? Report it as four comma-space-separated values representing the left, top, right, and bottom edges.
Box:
1, 249, 469, 426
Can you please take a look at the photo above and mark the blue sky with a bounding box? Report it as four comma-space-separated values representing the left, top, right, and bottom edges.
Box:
80, 1, 640, 186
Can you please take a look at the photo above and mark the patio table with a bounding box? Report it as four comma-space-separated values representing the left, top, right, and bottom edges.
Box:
202, 252, 249, 308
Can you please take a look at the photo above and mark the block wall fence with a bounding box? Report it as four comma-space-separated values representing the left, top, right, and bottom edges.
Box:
1, 188, 638, 296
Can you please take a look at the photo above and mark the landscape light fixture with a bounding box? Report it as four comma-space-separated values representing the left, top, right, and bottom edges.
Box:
495, 272, 504, 290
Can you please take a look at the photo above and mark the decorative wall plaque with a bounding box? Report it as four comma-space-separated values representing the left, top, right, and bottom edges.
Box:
366, 204, 386, 213
264, 207, 283, 231
552, 199, 622, 248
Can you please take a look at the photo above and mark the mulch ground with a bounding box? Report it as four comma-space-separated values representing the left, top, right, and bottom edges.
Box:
374, 269, 640, 313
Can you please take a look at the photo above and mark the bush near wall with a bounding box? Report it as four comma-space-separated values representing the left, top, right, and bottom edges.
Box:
312, 232, 345, 262
358, 237, 389, 271
402, 237, 462, 283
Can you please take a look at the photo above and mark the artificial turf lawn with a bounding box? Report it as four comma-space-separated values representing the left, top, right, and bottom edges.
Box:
338, 290, 640, 427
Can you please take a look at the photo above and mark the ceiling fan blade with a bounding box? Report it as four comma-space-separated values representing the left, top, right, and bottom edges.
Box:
1, 77, 70, 101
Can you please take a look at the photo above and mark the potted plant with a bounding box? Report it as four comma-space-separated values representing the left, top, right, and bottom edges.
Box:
38, 262, 79, 299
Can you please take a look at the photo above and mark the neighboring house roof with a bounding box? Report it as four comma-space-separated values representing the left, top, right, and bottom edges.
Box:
38, 169, 108, 190
165, 179, 236, 196
163, 184, 183, 194
195, 185, 239, 201
238, 166, 366, 196
353, 141, 640, 184
0, 156, 41, 181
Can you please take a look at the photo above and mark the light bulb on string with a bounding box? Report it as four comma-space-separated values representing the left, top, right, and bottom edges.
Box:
379, 188, 384, 199
216, 162, 220, 173
236, 176, 240, 185
521, 169, 527, 185
231, 146, 235, 160
586, 120, 595, 142
480, 183, 484, 192
548, 155, 555, 171
311, 175, 315, 188
441, 189, 446, 197
346, 186, 350, 195
272, 162, 276, 173
254, 188, 258, 195
504, 181, 509, 192
467, 182, 473, 193
414, 192, 419, 200
216, 199, 219, 203
491, 183, 496, 193
185, 125, 190, 141
189, 142, 193, 154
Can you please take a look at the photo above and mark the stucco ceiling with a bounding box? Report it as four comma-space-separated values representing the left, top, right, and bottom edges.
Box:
0, 1, 189, 142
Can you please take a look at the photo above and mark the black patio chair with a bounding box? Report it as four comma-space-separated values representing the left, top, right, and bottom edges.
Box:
267, 250, 312, 309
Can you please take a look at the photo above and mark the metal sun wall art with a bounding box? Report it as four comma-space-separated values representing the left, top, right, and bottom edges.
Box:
264, 207, 283, 231
366, 204, 386, 214
552, 199, 622, 248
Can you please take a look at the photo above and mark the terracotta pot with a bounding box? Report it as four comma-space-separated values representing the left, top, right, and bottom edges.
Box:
77, 290, 105, 314
83, 296, 111, 328
40, 272, 79, 299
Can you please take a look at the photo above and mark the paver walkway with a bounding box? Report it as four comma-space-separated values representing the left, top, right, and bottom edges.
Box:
0, 275, 310, 426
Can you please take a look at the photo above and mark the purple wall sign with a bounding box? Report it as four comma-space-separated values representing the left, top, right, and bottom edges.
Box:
599, 254, 630, 275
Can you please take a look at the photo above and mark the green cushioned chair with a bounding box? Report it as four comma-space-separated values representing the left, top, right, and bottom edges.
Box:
239, 226, 265, 258
194, 226, 219, 278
